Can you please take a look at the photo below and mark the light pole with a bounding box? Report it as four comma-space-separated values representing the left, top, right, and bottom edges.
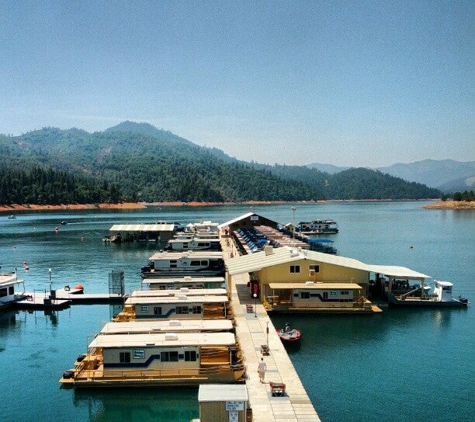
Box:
253, 293, 257, 318
49, 268, 52, 292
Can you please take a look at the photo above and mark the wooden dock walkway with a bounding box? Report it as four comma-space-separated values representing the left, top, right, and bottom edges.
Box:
222, 238, 321, 421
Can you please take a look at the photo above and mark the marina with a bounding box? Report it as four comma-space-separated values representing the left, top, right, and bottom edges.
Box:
0, 202, 473, 422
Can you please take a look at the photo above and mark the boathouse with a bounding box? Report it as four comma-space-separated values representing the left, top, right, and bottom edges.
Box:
108, 222, 176, 242
218, 212, 279, 232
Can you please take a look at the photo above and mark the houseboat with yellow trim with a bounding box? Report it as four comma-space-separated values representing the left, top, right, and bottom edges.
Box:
112, 295, 230, 322
60, 332, 245, 387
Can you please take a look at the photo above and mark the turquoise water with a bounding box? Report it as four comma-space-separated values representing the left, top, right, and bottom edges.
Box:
0, 202, 474, 421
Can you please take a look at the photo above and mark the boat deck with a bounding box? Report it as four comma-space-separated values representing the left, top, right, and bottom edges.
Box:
224, 243, 321, 421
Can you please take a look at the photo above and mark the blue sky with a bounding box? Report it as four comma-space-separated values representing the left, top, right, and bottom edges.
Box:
1, 0, 473, 167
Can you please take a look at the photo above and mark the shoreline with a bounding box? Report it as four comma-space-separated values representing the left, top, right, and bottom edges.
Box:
0, 199, 455, 214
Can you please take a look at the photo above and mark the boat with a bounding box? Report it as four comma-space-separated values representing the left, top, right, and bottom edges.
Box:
130, 287, 228, 298
141, 250, 225, 278
277, 323, 302, 342
8, 215, 16, 219
297, 219, 338, 235
0, 272, 25, 310
389, 280, 469, 308
59, 331, 245, 387
164, 236, 222, 252
142, 276, 226, 290
112, 294, 230, 321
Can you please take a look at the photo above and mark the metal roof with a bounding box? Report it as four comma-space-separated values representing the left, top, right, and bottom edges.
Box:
100, 319, 233, 334
125, 295, 229, 305
268, 282, 363, 290
110, 223, 175, 232
142, 276, 225, 285
89, 332, 236, 348
148, 250, 223, 260
218, 212, 255, 228
130, 288, 227, 297
225, 246, 431, 279
198, 384, 249, 402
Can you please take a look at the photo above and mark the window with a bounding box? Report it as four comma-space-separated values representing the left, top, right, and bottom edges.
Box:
9, 286, 14, 295
185, 351, 197, 361
323, 292, 328, 299
192, 305, 202, 314
301, 292, 310, 299
140, 305, 149, 313
0, 288, 7, 298
176, 306, 189, 314
290, 265, 300, 273
341, 291, 349, 295
119, 352, 131, 363
309, 264, 320, 273
190, 260, 201, 267
153, 306, 162, 315
161, 351, 179, 362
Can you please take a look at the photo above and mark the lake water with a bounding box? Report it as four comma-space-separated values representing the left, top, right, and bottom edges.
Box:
0, 202, 474, 422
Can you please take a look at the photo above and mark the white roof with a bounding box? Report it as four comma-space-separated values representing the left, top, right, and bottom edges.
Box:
148, 250, 223, 260
125, 295, 229, 305
130, 288, 227, 297
225, 246, 430, 279
142, 276, 225, 285
218, 212, 255, 228
198, 384, 249, 402
100, 319, 233, 334
110, 223, 175, 232
0, 272, 23, 286
89, 332, 236, 348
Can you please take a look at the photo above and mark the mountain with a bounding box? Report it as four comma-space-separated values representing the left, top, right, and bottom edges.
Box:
377, 159, 475, 192
0, 123, 442, 203
306, 162, 349, 174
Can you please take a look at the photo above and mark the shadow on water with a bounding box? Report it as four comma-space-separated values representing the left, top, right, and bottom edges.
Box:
72, 387, 199, 422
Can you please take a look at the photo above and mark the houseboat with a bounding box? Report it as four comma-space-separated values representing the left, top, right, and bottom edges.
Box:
297, 219, 338, 234
165, 236, 222, 252
59, 332, 245, 387
142, 276, 226, 290
99, 319, 234, 335
263, 281, 374, 313
130, 287, 228, 298
112, 295, 230, 321
0, 272, 24, 311
141, 251, 225, 278
389, 280, 469, 308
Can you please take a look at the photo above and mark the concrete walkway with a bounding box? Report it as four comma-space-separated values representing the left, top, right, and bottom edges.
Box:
226, 247, 321, 421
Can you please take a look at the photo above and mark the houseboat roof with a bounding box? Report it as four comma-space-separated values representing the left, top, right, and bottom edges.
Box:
100, 319, 233, 334
0, 272, 23, 286
130, 288, 227, 297
148, 250, 224, 260
110, 223, 175, 232
225, 246, 430, 280
125, 295, 229, 305
89, 332, 236, 348
268, 282, 363, 290
142, 276, 226, 285
199, 384, 249, 402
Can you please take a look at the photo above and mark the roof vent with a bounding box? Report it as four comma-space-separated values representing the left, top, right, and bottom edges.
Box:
165, 333, 178, 341
264, 245, 274, 255
180, 287, 190, 293
305, 281, 315, 285
168, 320, 182, 327
178, 295, 188, 300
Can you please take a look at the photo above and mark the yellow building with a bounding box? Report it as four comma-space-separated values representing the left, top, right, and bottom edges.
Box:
225, 245, 428, 314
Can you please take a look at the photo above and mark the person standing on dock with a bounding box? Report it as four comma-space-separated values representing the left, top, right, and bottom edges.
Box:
257, 357, 267, 383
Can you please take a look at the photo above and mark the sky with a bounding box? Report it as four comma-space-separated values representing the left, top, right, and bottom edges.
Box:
1, 0, 473, 167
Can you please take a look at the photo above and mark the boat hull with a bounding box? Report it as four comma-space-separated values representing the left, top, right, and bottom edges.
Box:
388, 294, 468, 308
277, 328, 302, 342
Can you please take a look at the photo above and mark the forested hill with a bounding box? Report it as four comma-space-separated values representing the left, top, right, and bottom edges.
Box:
0, 124, 441, 204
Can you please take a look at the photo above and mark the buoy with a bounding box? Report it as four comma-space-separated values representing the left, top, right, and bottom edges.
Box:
410, 246, 413, 249
81, 237, 84, 241
13, 246, 16, 250
55, 227, 59, 231
75, 284, 84, 291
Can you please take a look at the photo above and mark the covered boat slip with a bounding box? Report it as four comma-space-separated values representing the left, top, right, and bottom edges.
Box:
130, 288, 228, 298
264, 282, 374, 313
108, 223, 176, 242
112, 295, 230, 321
142, 276, 226, 290
61, 332, 245, 387
100, 319, 234, 335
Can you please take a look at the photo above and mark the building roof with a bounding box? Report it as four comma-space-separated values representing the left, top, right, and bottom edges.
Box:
148, 250, 223, 260
89, 332, 236, 348
100, 319, 233, 334
198, 384, 249, 402
110, 223, 175, 232
218, 212, 255, 229
225, 246, 430, 279
268, 282, 363, 290
125, 295, 229, 305
130, 288, 227, 297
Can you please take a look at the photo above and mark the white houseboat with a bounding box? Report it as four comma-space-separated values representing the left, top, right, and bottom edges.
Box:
165, 236, 222, 252
0, 272, 24, 310
59, 332, 245, 387
112, 295, 230, 321
141, 251, 225, 278
130, 288, 228, 298
142, 276, 226, 290
297, 219, 339, 234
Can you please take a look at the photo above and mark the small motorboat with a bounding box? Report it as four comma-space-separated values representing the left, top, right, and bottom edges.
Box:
277, 323, 301, 342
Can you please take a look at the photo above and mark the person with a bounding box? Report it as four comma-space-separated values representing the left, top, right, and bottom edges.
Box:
257, 357, 267, 383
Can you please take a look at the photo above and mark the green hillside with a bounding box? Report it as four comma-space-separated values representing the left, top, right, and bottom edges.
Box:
0, 123, 441, 204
